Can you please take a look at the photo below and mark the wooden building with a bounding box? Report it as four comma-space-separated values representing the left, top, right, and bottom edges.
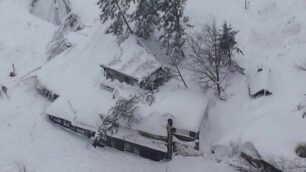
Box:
100, 65, 170, 90
36, 35, 206, 161
44, 89, 208, 161
99, 39, 171, 90
36, 82, 59, 101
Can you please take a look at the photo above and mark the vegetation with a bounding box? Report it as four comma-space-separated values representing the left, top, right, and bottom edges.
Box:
188, 21, 242, 98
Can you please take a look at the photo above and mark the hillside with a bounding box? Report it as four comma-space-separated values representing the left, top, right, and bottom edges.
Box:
1, 0, 306, 171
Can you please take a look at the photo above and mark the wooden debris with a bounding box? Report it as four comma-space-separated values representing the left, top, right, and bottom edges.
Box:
241, 152, 283, 172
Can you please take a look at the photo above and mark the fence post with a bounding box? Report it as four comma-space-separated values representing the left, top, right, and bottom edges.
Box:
166, 119, 173, 159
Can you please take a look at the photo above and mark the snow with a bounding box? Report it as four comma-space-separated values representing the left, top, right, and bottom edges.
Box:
45, 87, 114, 131
190, 0, 306, 165
152, 89, 208, 133
45, 81, 207, 138
31, 0, 71, 25
101, 36, 162, 81
37, 9, 207, 139
111, 127, 168, 152
136, 88, 208, 136
1, 0, 232, 169
0, 0, 56, 85
2, 0, 306, 171
0, 162, 25, 172
246, 66, 272, 96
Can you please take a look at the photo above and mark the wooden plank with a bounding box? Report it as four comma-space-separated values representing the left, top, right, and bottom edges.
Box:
241, 152, 283, 172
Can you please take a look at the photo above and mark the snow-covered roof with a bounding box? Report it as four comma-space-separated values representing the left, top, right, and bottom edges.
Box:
39, 21, 207, 144
101, 36, 162, 81
46, 87, 208, 137
110, 127, 168, 152
45, 88, 115, 131
135, 89, 208, 135
45, 90, 168, 152
246, 67, 272, 96
37, 27, 162, 95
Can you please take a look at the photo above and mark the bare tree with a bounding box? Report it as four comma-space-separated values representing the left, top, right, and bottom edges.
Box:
187, 22, 230, 97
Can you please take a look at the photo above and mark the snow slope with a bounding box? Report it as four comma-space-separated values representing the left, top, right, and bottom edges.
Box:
0, 0, 55, 85
186, 0, 306, 164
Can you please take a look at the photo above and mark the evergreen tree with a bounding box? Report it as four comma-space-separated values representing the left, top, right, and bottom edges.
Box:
159, 0, 190, 88
159, 0, 189, 62
219, 21, 243, 66
97, 0, 134, 37
94, 96, 140, 141
130, 0, 159, 39
94, 92, 154, 144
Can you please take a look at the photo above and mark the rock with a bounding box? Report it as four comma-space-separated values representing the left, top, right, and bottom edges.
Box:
210, 145, 230, 162
296, 144, 306, 158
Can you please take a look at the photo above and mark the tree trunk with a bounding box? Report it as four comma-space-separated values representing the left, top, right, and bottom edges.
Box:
228, 50, 232, 66
216, 63, 221, 97
216, 83, 221, 97
175, 65, 188, 88
115, 0, 133, 34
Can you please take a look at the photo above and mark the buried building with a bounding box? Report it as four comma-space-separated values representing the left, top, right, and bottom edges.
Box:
247, 66, 272, 98
36, 34, 208, 161
100, 40, 171, 91
45, 88, 208, 161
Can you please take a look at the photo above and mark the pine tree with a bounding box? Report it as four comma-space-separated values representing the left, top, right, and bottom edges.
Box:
159, 0, 190, 88
219, 21, 243, 67
94, 96, 140, 141
94, 92, 155, 144
130, 0, 159, 39
97, 0, 134, 37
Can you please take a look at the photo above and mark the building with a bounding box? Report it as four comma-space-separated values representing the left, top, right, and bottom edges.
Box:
36, 81, 59, 101
247, 66, 272, 98
100, 65, 170, 90
100, 39, 170, 90
45, 88, 208, 161
36, 34, 207, 161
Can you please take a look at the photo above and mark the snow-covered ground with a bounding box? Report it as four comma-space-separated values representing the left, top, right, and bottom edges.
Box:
187, 0, 306, 161
1, 0, 306, 171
